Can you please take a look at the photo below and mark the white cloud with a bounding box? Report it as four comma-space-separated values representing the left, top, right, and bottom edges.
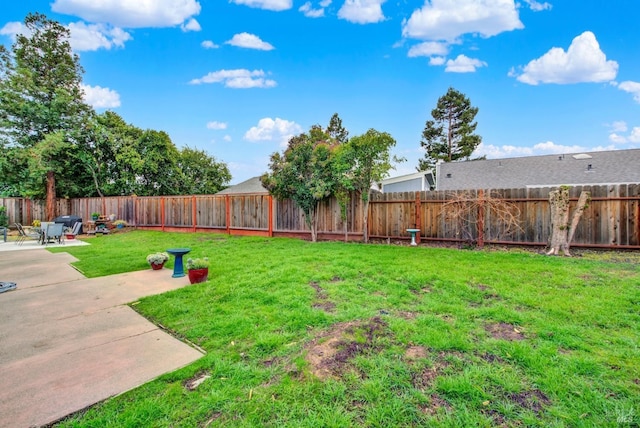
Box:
514, 31, 618, 85
223, 135, 232, 142
231, 0, 292, 11
225, 33, 274, 50
181, 18, 201, 32
609, 133, 627, 144
523, 0, 552, 11
338, 0, 386, 24
608, 122, 640, 145
299, 2, 325, 18
52, 0, 201, 28
81, 84, 121, 108
444, 54, 487, 72
1, 20, 131, 51
0, 21, 30, 40
618, 81, 640, 103
608, 121, 628, 133
244, 117, 303, 146
475, 141, 588, 158
201, 40, 219, 49
207, 121, 228, 130
429, 56, 446, 66
407, 41, 449, 57
189, 69, 277, 88
402, 0, 523, 41
68, 22, 132, 51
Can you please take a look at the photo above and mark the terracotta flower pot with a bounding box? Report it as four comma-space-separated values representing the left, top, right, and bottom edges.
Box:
188, 268, 208, 284
151, 262, 165, 270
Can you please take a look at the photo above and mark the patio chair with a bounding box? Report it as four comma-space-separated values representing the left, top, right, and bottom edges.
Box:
14, 223, 41, 245
45, 223, 65, 245
69, 221, 82, 237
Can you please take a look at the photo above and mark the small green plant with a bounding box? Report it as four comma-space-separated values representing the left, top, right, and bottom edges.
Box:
146, 252, 169, 265
32, 219, 41, 227
113, 219, 127, 226
91, 212, 100, 218
0, 206, 7, 227
186, 257, 209, 270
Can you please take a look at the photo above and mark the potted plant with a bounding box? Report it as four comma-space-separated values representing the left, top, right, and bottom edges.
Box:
146, 252, 169, 270
186, 257, 209, 284
91, 212, 100, 221
109, 213, 116, 221
113, 219, 127, 229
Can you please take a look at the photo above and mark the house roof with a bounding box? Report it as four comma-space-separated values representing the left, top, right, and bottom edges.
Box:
436, 148, 640, 191
215, 176, 269, 195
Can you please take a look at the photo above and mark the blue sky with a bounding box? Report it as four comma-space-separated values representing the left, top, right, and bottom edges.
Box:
2, 0, 639, 184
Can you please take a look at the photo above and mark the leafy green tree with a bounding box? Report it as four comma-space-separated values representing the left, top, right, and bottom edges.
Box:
261, 127, 338, 242
136, 130, 183, 196
418, 87, 483, 172
177, 147, 231, 194
339, 129, 398, 243
0, 13, 92, 217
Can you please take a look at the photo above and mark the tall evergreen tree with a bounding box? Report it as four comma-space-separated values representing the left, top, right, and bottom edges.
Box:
418, 87, 483, 172
0, 13, 92, 217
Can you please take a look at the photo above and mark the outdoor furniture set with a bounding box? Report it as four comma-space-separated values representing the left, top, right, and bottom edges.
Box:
14, 221, 82, 246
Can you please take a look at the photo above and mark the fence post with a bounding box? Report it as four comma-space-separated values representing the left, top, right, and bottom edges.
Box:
133, 195, 138, 227
415, 192, 421, 244
225, 195, 231, 235
477, 189, 485, 248
26, 198, 32, 225
161, 197, 165, 231
268, 195, 274, 237
192, 196, 197, 233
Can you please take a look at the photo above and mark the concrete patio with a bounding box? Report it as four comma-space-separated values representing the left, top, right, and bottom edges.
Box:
0, 245, 204, 427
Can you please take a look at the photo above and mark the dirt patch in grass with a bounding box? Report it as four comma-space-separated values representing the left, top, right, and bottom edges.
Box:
313, 301, 336, 312
397, 310, 418, 320
411, 286, 433, 295
405, 345, 428, 360
184, 371, 211, 391
305, 317, 389, 380
309, 281, 335, 313
482, 409, 508, 426
201, 412, 222, 427
485, 322, 526, 341
480, 353, 506, 364
420, 393, 451, 416
410, 350, 464, 390
508, 389, 552, 415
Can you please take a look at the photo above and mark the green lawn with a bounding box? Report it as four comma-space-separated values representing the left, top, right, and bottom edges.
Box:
51, 231, 639, 427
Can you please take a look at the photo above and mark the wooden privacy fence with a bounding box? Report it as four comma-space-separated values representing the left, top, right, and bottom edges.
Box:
1, 183, 639, 249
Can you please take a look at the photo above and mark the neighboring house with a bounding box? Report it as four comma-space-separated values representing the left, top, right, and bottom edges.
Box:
381, 148, 640, 192
215, 176, 269, 195
381, 171, 435, 193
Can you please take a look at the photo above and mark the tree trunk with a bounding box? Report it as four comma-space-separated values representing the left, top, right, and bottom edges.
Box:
562, 191, 590, 255
362, 191, 370, 243
343, 212, 348, 243
310, 204, 319, 242
46, 170, 56, 221
547, 188, 589, 256
546, 187, 570, 255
